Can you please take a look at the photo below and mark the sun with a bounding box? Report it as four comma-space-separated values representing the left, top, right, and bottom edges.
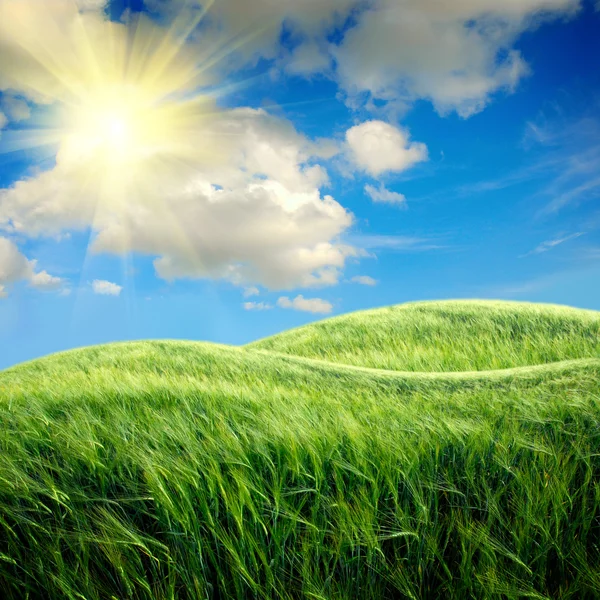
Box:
0, 2, 235, 191
105, 113, 129, 147
49, 79, 231, 212
74, 105, 134, 155
63, 88, 148, 167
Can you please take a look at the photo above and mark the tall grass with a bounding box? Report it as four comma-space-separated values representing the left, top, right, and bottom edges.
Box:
0, 301, 599, 599
249, 300, 600, 372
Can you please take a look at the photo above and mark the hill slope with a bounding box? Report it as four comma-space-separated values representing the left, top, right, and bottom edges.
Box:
248, 300, 600, 372
1, 301, 600, 600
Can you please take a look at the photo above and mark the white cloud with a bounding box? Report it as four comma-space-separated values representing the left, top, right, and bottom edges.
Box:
350, 234, 444, 252
364, 183, 407, 206
0, 236, 63, 295
0, 108, 360, 290
0, 111, 6, 130
332, 0, 579, 117
0, 0, 580, 121
524, 232, 585, 256
1, 95, 31, 122
0, 0, 217, 106
92, 279, 122, 296
542, 175, 600, 215
243, 286, 260, 298
150, 0, 578, 119
346, 121, 428, 176
0, 236, 30, 283
30, 268, 63, 290
243, 301, 273, 310
350, 275, 378, 286
277, 294, 333, 314
146, 0, 358, 69
285, 40, 332, 77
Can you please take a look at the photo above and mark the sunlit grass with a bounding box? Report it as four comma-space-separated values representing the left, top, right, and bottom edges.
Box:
249, 300, 600, 372
1, 300, 599, 599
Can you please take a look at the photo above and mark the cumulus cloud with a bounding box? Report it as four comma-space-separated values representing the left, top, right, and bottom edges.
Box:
30, 268, 63, 290
145, 0, 580, 118
277, 294, 333, 314
0, 236, 63, 295
0, 237, 30, 284
346, 121, 428, 176
285, 40, 332, 77
1, 0, 580, 119
148, 0, 579, 118
0, 0, 357, 290
243, 301, 273, 311
92, 279, 122, 296
0, 0, 216, 109
350, 275, 378, 286
364, 183, 407, 206
0, 107, 359, 290
146, 0, 358, 69
332, 0, 579, 117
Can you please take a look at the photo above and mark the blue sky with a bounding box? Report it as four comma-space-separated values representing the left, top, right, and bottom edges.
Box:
0, 0, 599, 370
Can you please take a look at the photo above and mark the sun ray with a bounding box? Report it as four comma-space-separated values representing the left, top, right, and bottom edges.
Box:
0, 0, 295, 293
140, 0, 216, 88
0, 129, 65, 154
69, 2, 104, 88
194, 21, 277, 79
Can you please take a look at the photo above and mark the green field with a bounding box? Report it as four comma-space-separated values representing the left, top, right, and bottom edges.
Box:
1, 300, 599, 599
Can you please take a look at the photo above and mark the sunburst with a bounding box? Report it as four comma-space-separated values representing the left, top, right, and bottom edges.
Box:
0, 1, 277, 204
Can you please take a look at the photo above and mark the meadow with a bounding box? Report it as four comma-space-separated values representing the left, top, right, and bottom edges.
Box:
0, 300, 599, 599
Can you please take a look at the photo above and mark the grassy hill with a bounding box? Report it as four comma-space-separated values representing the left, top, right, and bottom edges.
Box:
0, 300, 599, 599
249, 300, 600, 372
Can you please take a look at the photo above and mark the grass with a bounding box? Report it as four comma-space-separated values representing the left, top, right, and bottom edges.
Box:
0, 299, 599, 599
248, 300, 600, 371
